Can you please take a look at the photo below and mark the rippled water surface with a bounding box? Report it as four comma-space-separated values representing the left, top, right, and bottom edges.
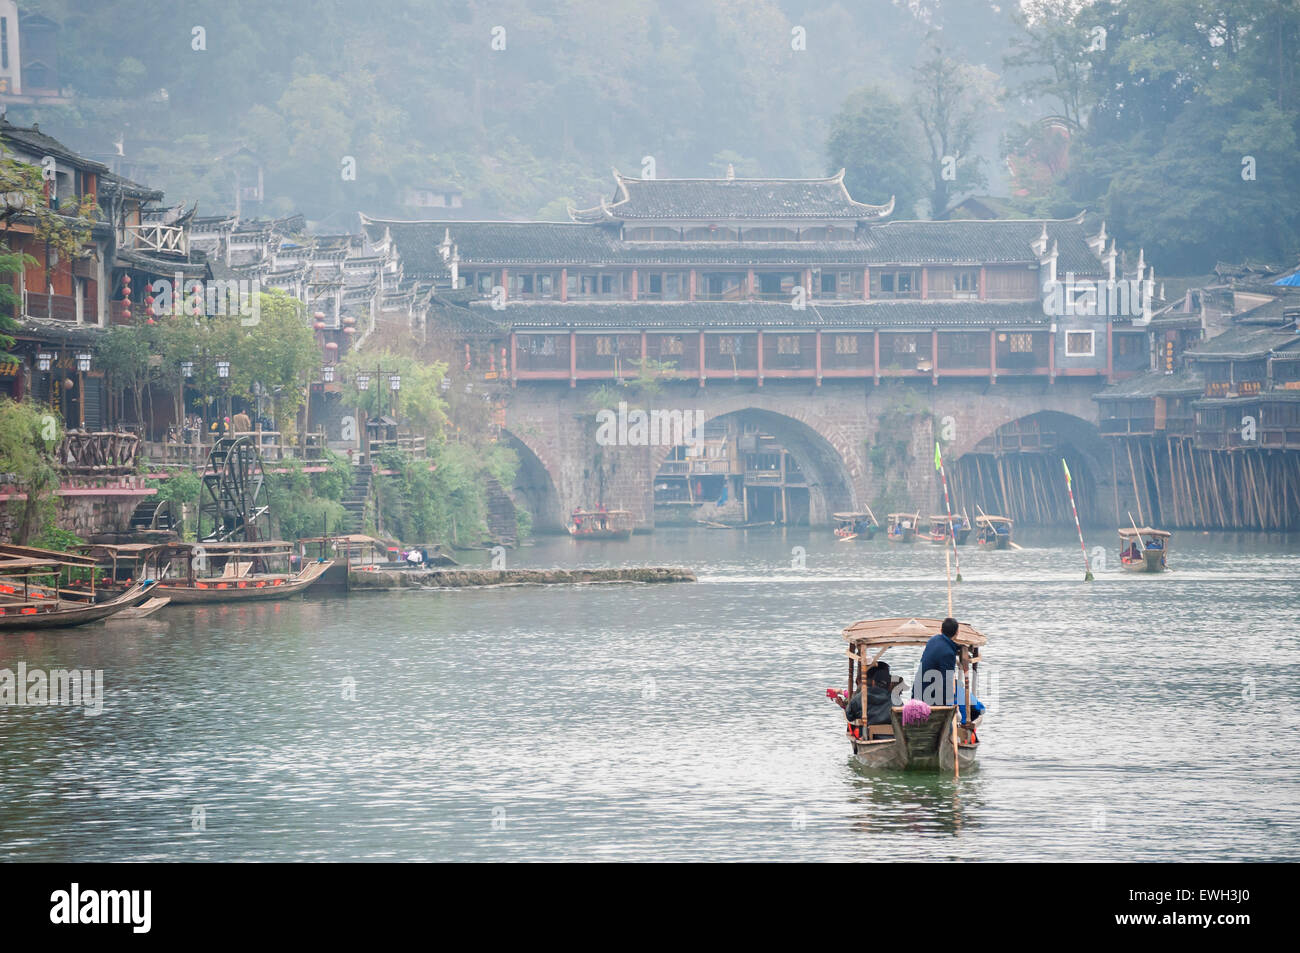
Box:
2, 526, 1298, 861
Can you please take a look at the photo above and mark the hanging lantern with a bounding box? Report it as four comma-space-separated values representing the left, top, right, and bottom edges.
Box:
76, 352, 92, 372
355, 372, 371, 391
322, 364, 335, 383
180, 360, 194, 378
314, 321, 325, 330
37, 351, 55, 372
325, 341, 338, 352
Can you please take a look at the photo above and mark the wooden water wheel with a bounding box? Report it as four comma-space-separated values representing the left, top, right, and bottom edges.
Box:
197, 436, 269, 542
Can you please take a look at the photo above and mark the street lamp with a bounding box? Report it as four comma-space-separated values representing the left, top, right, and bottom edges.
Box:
216, 360, 231, 380
355, 372, 371, 391
322, 364, 335, 383
36, 351, 56, 372
76, 352, 92, 372
388, 374, 401, 392
180, 360, 194, 378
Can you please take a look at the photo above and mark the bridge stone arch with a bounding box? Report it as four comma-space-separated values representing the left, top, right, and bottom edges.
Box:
948, 407, 1114, 525
649, 403, 866, 525
500, 426, 565, 532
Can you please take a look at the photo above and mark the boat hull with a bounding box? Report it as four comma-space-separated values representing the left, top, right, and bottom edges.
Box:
977, 535, 1010, 550
849, 706, 979, 771
156, 560, 333, 604
567, 528, 633, 541
0, 581, 158, 631
1122, 550, 1167, 573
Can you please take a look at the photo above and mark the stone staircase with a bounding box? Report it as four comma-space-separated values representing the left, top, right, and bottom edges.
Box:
484, 477, 518, 546
340, 465, 373, 534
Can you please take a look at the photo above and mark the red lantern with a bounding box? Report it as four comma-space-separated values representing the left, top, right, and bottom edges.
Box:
325, 341, 338, 351
313, 321, 325, 330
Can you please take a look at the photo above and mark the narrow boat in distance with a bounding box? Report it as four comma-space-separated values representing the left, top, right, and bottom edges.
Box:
974, 514, 1014, 549
833, 509, 878, 541
885, 511, 920, 543
0, 546, 158, 630
920, 514, 970, 545
1119, 526, 1171, 573
837, 617, 985, 771
568, 508, 634, 540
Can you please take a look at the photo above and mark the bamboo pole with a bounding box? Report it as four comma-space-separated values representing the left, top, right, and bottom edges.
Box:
1126, 440, 1145, 527
1064, 460, 1093, 581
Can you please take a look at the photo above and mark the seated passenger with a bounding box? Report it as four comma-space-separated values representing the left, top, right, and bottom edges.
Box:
845, 662, 900, 733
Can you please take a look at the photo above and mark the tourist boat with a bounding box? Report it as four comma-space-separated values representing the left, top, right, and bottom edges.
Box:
885, 511, 920, 543
974, 514, 1014, 549
1119, 526, 1171, 573
143, 541, 332, 604
838, 617, 986, 771
0, 547, 159, 630
833, 509, 878, 541
920, 514, 970, 545
568, 509, 634, 540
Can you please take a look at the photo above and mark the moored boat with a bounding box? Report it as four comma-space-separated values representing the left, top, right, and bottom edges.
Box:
921, 514, 970, 545
0, 547, 158, 630
974, 514, 1013, 549
885, 511, 920, 543
837, 617, 986, 771
568, 508, 634, 540
833, 509, 878, 541
1119, 526, 1171, 573
137, 541, 332, 604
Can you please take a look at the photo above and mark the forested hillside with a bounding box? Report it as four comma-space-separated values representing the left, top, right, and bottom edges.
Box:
8, 0, 1300, 272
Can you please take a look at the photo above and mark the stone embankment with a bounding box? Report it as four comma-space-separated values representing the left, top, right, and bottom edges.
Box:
349, 566, 696, 589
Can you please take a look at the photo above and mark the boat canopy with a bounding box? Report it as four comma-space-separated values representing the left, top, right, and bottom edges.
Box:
842, 617, 987, 649
1118, 527, 1172, 538
833, 512, 873, 521
888, 511, 920, 519
0, 543, 98, 566
571, 509, 633, 517
975, 515, 1013, 525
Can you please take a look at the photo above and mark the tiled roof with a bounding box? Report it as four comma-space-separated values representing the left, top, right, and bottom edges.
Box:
862, 219, 1101, 273
473, 300, 1050, 331
0, 119, 110, 174
570, 170, 893, 223
367, 216, 1103, 275
1093, 367, 1204, 401
1187, 324, 1300, 359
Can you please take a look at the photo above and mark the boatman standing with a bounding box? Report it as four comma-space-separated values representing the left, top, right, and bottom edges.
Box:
913, 617, 965, 707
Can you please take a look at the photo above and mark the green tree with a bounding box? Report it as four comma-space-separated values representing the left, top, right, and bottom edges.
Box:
913, 41, 998, 217
0, 398, 63, 543
338, 348, 449, 438
826, 85, 927, 218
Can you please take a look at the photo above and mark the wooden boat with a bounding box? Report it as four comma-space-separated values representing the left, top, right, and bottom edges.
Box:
920, 514, 970, 545
133, 541, 333, 604
0, 547, 159, 630
1119, 526, 1171, 573
838, 617, 986, 771
885, 511, 919, 543
698, 519, 776, 530
974, 514, 1013, 549
107, 596, 171, 621
833, 509, 878, 541
568, 509, 634, 540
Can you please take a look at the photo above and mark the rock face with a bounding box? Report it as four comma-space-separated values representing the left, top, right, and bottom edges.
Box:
349, 566, 696, 589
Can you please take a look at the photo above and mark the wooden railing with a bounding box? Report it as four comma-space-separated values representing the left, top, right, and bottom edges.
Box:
57, 431, 141, 476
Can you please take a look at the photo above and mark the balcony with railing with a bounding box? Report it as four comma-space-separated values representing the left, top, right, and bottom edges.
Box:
24, 289, 90, 322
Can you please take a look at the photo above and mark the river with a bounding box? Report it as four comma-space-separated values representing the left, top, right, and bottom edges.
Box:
1, 526, 1298, 861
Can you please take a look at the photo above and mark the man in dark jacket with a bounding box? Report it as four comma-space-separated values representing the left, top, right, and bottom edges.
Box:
912, 617, 965, 706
